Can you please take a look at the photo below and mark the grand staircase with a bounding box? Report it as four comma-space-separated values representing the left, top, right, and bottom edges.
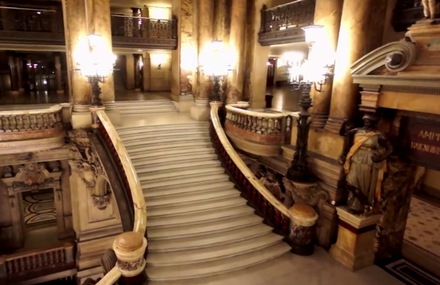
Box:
116, 103, 290, 282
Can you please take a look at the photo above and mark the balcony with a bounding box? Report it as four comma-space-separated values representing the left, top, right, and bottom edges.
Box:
258, 0, 315, 46
0, 5, 178, 50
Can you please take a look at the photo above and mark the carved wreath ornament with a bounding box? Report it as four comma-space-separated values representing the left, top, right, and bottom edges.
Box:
68, 129, 112, 210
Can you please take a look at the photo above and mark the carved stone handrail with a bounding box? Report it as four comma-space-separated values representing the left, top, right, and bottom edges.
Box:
225, 104, 295, 156
94, 110, 147, 284
95, 109, 146, 234
0, 105, 65, 154
211, 102, 292, 234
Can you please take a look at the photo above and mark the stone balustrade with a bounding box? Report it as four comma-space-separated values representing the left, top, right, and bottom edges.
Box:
1, 242, 75, 283
0, 105, 65, 154
225, 104, 295, 156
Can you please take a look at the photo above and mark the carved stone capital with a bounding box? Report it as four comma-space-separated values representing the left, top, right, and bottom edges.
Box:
282, 178, 329, 208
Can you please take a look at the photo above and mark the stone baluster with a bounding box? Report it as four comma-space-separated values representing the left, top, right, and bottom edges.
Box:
23, 115, 30, 130
9, 116, 17, 132
2, 117, 9, 132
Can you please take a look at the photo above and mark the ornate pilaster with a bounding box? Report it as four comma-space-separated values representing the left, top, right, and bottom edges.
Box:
67, 129, 123, 282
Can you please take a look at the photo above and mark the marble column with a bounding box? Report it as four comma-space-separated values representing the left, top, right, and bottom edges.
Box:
61, 0, 91, 111
62, 0, 117, 126
142, 52, 151, 91
196, 0, 214, 101
214, 0, 229, 42
8, 55, 19, 94
125, 54, 135, 90
55, 54, 65, 94
14, 56, 24, 93
325, 0, 387, 133
227, 0, 247, 104
88, 0, 115, 107
244, 0, 271, 108
310, 0, 343, 128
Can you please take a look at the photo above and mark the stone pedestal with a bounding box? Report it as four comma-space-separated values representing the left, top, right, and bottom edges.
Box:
190, 99, 211, 121
288, 203, 318, 256
177, 94, 194, 113
330, 206, 381, 270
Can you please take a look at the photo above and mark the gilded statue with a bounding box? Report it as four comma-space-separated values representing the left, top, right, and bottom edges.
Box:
422, 0, 439, 19
338, 114, 393, 215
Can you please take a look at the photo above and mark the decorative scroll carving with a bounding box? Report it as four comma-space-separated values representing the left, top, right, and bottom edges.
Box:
68, 129, 112, 210
351, 38, 417, 76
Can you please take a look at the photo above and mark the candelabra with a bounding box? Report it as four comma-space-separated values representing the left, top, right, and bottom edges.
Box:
285, 25, 333, 182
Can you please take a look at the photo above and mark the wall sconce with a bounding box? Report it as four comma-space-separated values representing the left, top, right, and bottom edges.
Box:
77, 34, 116, 106
200, 40, 231, 102
285, 25, 333, 183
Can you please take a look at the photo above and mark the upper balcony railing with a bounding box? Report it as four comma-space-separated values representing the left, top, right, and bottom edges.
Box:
258, 0, 316, 46
110, 14, 177, 49
0, 5, 64, 45
0, 5, 177, 50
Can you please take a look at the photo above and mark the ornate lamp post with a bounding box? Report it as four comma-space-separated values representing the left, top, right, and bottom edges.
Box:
202, 40, 231, 102
77, 34, 116, 107
286, 25, 333, 182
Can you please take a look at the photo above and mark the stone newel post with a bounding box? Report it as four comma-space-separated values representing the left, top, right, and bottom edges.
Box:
113, 231, 148, 283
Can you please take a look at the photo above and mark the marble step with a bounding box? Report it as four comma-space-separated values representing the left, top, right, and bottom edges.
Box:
129, 148, 215, 161
146, 188, 240, 208
116, 99, 174, 105
147, 215, 263, 240
139, 167, 225, 184
142, 173, 230, 191
145, 180, 235, 199
147, 196, 247, 218
125, 141, 212, 157
116, 123, 209, 134
148, 206, 254, 228
146, 243, 291, 281
135, 160, 221, 174
125, 141, 213, 155
148, 223, 274, 252
121, 130, 209, 141
132, 152, 218, 167
119, 107, 176, 113
123, 136, 211, 147
118, 125, 209, 136
148, 234, 283, 266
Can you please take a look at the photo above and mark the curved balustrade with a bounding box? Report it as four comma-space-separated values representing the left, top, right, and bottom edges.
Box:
95, 109, 147, 285
225, 104, 295, 156
0, 105, 65, 154
95, 110, 146, 234
211, 102, 292, 235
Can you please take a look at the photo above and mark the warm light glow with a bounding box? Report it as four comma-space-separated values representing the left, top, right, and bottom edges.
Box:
181, 45, 198, 71
201, 40, 231, 77
148, 6, 170, 19
150, 53, 169, 69
302, 25, 324, 45
77, 34, 116, 78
